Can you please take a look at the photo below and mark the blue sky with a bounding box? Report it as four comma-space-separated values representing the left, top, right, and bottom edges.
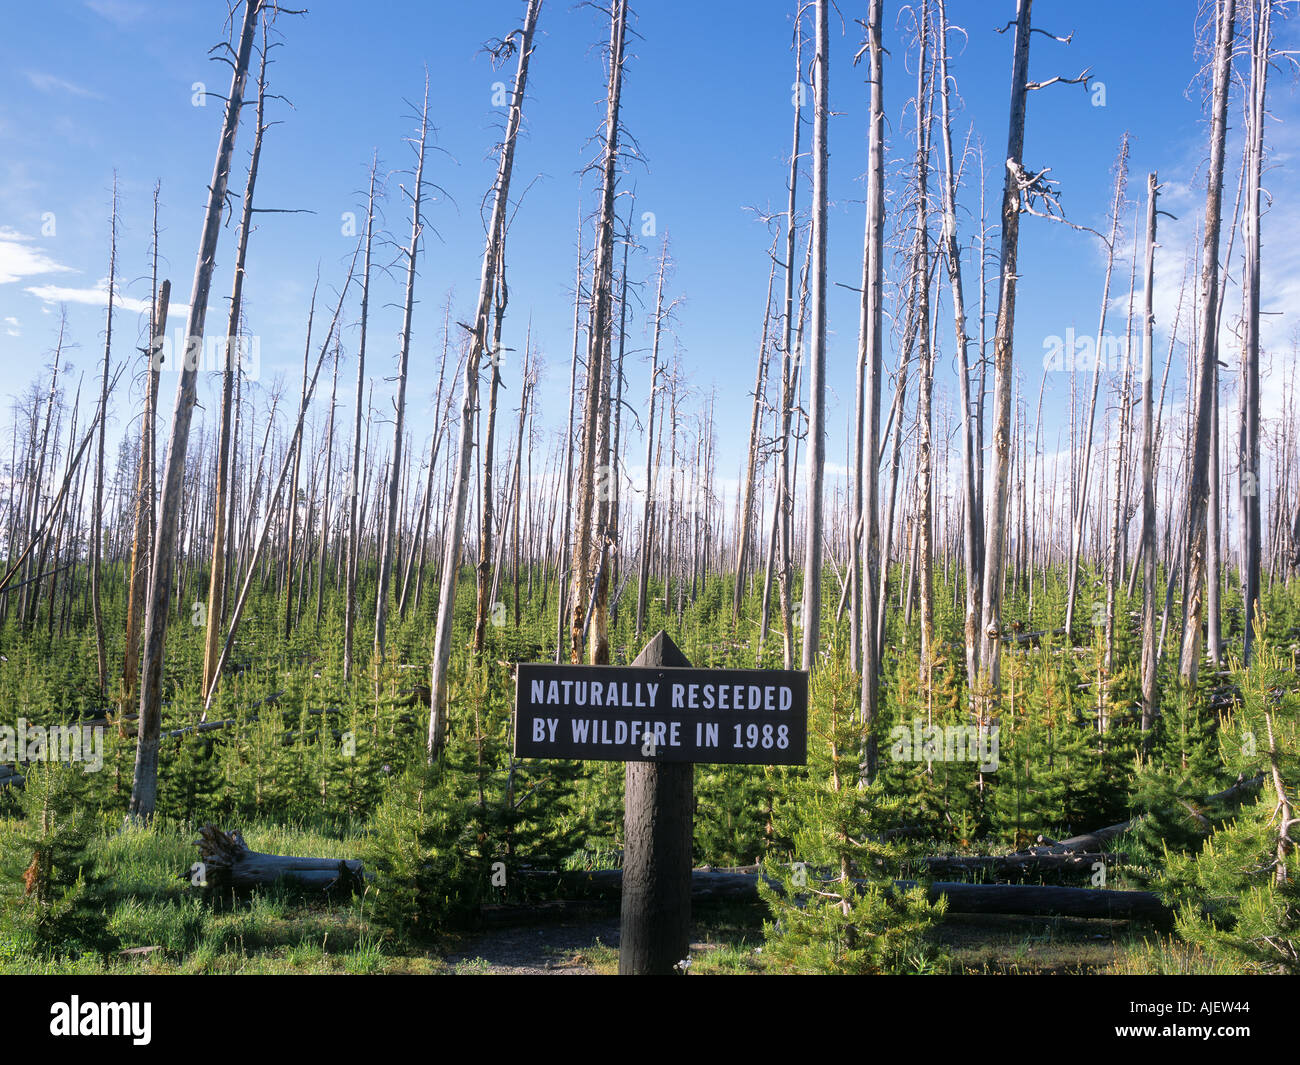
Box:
1, 0, 1296, 513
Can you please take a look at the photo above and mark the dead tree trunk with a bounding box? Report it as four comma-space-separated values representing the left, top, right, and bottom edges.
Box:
936, 0, 980, 699
284, 282, 316, 638
204, 33, 269, 697
429, 0, 542, 754
800, 0, 829, 671
474, 219, 508, 658
733, 255, 775, 620
315, 340, 341, 633
1241, 0, 1271, 665
911, 1, 936, 685
776, 17, 805, 672
1180, 0, 1237, 686
203, 253, 359, 714
129, 0, 263, 821
122, 268, 167, 712
374, 81, 431, 673
91, 174, 118, 695
856, 0, 886, 780
976, 0, 1032, 703
343, 155, 379, 681
194, 826, 364, 893
569, 0, 627, 667
1064, 136, 1129, 639
1140, 172, 1160, 732
636, 240, 668, 639
555, 204, 584, 661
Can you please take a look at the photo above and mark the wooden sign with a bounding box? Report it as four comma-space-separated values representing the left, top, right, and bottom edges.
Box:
514, 662, 808, 766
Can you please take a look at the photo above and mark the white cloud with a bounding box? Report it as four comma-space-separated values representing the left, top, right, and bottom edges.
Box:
0, 230, 74, 285
85, 0, 149, 25
25, 278, 152, 315
24, 71, 103, 100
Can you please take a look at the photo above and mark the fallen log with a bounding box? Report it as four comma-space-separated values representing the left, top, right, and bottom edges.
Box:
1027, 773, 1265, 855
163, 705, 344, 741
898, 881, 1169, 925
515, 867, 1171, 924
192, 825, 364, 893
915, 852, 1124, 880
1001, 626, 1068, 646
520, 868, 764, 903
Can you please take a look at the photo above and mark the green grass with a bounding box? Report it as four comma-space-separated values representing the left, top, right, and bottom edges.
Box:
0, 565, 1295, 974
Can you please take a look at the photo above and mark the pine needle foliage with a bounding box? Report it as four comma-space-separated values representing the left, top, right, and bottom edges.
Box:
759, 649, 946, 973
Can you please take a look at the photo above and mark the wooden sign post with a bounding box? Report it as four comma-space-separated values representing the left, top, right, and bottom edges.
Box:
621, 631, 694, 975
514, 629, 808, 975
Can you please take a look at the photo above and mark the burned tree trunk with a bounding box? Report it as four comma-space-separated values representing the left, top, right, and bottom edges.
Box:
1140, 172, 1160, 731
429, 0, 542, 754
1241, 0, 1271, 665
375, 82, 431, 671
130, 0, 263, 821
733, 256, 775, 621
194, 826, 364, 893
936, 0, 979, 699
569, 0, 627, 667
344, 155, 378, 681
976, 0, 1033, 703
800, 0, 829, 671
636, 241, 668, 640
911, 1, 936, 685
122, 272, 167, 711
203, 254, 359, 714
473, 223, 508, 658
1179, 0, 1236, 686
91, 175, 118, 695
555, 205, 584, 661
204, 32, 270, 698
856, 0, 886, 779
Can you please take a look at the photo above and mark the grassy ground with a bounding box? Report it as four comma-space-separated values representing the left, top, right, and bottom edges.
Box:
0, 813, 1180, 974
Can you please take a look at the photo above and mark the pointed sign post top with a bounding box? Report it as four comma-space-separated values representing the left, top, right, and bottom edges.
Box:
632, 629, 691, 669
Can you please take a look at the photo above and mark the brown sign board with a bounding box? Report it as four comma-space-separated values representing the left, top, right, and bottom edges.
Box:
513, 662, 808, 765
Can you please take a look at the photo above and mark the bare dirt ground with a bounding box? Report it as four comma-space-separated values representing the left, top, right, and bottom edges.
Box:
441, 913, 620, 974
437, 906, 1135, 975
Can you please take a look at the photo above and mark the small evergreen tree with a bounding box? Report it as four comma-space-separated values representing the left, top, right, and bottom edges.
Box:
0, 761, 112, 957
1156, 641, 1299, 973
363, 757, 483, 944
759, 654, 947, 973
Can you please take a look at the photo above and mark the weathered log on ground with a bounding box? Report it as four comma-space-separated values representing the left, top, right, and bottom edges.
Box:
515, 867, 1171, 924
518, 867, 760, 902
164, 705, 344, 741
1001, 626, 1068, 646
898, 880, 1170, 926
916, 852, 1124, 879
193, 825, 364, 893
1028, 773, 1265, 855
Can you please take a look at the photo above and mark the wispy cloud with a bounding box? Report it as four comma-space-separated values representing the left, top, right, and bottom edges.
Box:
85, 0, 149, 26
25, 71, 103, 100
0, 229, 74, 285
25, 278, 152, 315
